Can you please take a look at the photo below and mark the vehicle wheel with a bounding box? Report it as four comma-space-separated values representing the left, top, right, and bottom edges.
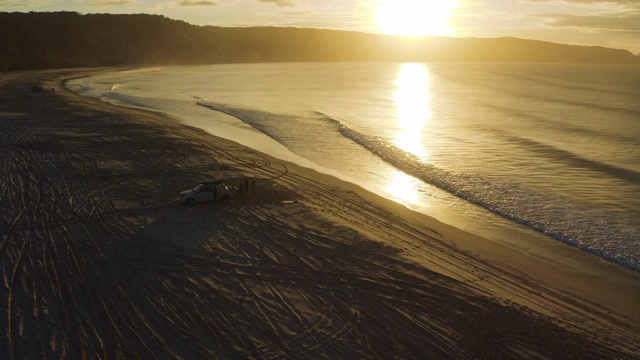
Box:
185, 198, 196, 206
220, 195, 230, 203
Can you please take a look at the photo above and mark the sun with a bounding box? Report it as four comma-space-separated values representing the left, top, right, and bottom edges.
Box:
376, 0, 456, 37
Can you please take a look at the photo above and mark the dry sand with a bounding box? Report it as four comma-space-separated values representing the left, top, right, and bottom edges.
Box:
1, 69, 639, 359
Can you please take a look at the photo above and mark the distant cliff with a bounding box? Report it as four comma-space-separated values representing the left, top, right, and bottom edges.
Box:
1, 12, 638, 71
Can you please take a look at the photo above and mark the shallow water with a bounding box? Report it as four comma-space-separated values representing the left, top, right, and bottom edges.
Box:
67, 63, 640, 270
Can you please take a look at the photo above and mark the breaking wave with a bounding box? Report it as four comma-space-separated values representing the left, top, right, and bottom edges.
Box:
198, 101, 639, 270
337, 117, 639, 269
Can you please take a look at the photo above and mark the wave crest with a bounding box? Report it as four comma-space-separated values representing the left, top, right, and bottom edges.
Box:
198, 102, 639, 269
328, 114, 639, 269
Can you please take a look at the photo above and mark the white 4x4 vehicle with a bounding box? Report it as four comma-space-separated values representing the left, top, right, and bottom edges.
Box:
178, 180, 238, 205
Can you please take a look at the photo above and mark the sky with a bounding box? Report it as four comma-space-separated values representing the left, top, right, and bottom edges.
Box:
2, 0, 639, 54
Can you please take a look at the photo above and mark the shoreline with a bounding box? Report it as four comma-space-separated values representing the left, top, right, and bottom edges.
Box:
1, 69, 639, 358
67, 64, 640, 274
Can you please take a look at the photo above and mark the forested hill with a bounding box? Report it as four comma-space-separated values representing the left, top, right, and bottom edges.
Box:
1, 12, 639, 71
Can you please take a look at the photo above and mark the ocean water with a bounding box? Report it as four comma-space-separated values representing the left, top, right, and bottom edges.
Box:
67, 63, 640, 270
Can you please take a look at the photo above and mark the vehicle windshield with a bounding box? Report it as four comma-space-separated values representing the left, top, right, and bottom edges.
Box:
192, 181, 223, 191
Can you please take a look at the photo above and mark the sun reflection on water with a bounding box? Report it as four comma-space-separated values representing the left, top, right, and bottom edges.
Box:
385, 63, 433, 206
393, 63, 431, 160
386, 169, 421, 205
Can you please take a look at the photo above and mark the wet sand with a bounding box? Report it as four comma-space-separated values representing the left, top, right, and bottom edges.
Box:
1, 69, 639, 359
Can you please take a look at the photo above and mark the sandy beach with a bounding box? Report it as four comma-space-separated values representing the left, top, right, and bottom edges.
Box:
1, 69, 640, 359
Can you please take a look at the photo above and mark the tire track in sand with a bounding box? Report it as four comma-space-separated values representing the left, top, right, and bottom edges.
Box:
0, 74, 637, 359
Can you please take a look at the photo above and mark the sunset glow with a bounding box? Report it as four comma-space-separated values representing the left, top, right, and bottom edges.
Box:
2, 0, 638, 53
376, 0, 457, 37
393, 63, 431, 159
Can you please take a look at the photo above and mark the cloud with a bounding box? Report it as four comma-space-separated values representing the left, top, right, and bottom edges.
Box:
179, 0, 219, 6
0, 0, 55, 7
523, 0, 640, 32
542, 12, 640, 31
568, 0, 639, 5
526, 0, 639, 5
524, 0, 640, 13
258, 0, 295, 8
89, 0, 135, 7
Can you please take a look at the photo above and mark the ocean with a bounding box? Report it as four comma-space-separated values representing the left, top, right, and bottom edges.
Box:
67, 62, 640, 271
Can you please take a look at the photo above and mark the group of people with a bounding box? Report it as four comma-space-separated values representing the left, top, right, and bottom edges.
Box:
237, 177, 256, 195
31, 85, 55, 92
